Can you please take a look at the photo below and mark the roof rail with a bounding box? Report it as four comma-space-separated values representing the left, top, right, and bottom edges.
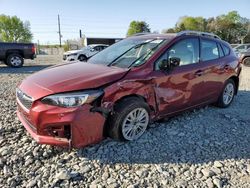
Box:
178, 30, 221, 39
130, 32, 152, 37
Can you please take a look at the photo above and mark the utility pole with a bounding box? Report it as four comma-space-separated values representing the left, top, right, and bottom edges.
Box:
58, 14, 62, 47
79, 29, 82, 38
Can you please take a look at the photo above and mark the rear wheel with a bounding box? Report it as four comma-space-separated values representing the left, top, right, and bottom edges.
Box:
216, 79, 236, 108
6, 53, 24, 68
78, 55, 87, 62
108, 97, 150, 141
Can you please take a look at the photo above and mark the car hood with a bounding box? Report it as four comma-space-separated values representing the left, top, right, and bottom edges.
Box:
19, 62, 128, 100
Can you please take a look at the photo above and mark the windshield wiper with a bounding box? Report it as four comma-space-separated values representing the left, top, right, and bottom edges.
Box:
107, 39, 155, 67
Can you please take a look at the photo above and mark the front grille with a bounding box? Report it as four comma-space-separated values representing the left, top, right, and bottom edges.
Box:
16, 89, 33, 110
63, 55, 67, 60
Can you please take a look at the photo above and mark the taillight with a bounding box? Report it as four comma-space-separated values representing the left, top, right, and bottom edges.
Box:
32, 45, 36, 54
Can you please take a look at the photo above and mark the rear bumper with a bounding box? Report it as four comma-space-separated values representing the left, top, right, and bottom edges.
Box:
17, 110, 70, 147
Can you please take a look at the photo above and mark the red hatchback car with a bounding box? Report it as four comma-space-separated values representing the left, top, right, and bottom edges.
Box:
17, 31, 241, 148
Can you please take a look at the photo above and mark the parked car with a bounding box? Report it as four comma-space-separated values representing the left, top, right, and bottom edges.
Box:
233, 43, 250, 54
0, 42, 36, 67
231, 44, 240, 48
63, 44, 108, 62
16, 31, 241, 148
239, 48, 250, 66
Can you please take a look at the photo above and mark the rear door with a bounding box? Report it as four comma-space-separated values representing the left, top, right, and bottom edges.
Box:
199, 38, 227, 101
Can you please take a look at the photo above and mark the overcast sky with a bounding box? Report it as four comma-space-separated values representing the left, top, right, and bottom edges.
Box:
0, 0, 249, 44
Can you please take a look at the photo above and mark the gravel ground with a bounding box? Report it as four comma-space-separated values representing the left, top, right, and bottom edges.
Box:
0, 55, 249, 188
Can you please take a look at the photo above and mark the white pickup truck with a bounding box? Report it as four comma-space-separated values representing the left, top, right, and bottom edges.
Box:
63, 44, 108, 62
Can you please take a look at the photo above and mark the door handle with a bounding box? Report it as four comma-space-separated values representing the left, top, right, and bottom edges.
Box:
223, 64, 230, 70
194, 70, 204, 77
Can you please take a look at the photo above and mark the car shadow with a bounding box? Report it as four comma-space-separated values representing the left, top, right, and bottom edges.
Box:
74, 90, 250, 165
0, 64, 52, 74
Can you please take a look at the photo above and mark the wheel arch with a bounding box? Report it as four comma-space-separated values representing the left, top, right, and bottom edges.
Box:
6, 50, 24, 58
78, 54, 87, 59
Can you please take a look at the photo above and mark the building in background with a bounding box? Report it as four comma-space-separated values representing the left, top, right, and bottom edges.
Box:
84, 37, 123, 46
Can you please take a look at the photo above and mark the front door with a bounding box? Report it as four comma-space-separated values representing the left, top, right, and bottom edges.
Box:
152, 37, 207, 116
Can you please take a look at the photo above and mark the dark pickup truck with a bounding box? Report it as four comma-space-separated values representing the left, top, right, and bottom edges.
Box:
0, 42, 36, 67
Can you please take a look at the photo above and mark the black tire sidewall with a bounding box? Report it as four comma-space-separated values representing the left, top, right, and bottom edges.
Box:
7, 54, 24, 68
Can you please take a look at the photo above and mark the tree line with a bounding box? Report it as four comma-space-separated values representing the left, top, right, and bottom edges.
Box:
127, 11, 250, 43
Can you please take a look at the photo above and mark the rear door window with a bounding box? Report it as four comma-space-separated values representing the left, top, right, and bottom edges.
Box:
218, 43, 225, 58
201, 39, 219, 61
222, 44, 230, 56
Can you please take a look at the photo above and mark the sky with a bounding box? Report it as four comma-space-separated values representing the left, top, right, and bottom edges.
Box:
0, 0, 249, 44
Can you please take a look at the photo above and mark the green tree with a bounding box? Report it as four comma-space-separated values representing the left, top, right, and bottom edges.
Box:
162, 11, 250, 43
163, 16, 207, 33
207, 11, 249, 43
0, 15, 32, 42
176, 16, 207, 32
127, 21, 151, 36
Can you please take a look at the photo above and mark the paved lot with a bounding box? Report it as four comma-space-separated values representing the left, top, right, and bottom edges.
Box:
0, 55, 249, 188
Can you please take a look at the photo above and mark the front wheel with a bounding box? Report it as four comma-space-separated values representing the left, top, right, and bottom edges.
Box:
108, 97, 150, 141
78, 55, 87, 62
216, 79, 236, 108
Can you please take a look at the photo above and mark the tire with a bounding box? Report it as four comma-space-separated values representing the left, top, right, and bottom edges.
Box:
216, 79, 236, 108
78, 55, 87, 62
108, 97, 150, 141
6, 53, 24, 68
243, 57, 250, 67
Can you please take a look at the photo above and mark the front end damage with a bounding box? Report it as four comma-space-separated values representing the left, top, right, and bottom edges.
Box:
17, 98, 108, 149
16, 70, 160, 149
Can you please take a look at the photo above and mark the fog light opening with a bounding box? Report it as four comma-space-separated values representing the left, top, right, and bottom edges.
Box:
64, 125, 71, 139
46, 125, 71, 140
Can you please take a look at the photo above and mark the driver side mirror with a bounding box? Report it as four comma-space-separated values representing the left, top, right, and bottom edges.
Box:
159, 57, 180, 71
90, 48, 95, 52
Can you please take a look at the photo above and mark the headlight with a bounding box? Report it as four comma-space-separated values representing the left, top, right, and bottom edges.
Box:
41, 90, 103, 108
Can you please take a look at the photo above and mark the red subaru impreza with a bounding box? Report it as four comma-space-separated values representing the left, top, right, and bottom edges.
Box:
16, 31, 241, 148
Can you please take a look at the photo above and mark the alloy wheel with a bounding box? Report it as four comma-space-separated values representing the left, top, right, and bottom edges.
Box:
121, 107, 149, 140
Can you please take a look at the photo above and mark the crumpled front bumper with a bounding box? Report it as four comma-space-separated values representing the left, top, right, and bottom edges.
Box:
17, 110, 70, 147
16, 99, 106, 148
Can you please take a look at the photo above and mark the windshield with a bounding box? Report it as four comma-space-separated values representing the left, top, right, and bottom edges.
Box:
80, 46, 88, 50
88, 38, 166, 68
